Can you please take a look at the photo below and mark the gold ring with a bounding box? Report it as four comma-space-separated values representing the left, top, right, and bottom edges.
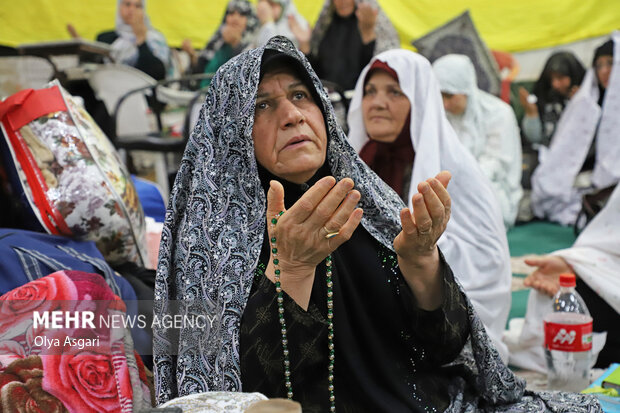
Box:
323, 226, 340, 239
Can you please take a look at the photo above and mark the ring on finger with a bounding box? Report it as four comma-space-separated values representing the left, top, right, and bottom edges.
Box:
323, 226, 340, 239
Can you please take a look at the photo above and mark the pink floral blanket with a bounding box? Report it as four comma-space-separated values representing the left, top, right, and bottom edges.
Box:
0, 270, 151, 412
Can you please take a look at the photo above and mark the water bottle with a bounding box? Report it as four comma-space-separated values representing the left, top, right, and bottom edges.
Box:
543, 273, 593, 392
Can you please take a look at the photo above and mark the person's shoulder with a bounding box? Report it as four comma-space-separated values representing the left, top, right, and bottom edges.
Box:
480, 91, 516, 120
96, 30, 118, 44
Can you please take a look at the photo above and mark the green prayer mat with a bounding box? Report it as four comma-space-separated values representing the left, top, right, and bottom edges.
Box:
508, 221, 578, 258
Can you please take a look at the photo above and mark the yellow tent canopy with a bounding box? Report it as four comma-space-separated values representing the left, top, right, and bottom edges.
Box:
1, 0, 618, 53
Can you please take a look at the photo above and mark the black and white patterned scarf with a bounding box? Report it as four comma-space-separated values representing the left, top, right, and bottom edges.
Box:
154, 36, 600, 412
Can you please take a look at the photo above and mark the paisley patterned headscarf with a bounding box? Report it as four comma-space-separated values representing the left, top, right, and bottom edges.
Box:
153, 36, 600, 412
310, 0, 400, 57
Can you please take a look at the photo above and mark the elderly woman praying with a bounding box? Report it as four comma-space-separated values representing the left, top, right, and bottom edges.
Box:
153, 36, 599, 412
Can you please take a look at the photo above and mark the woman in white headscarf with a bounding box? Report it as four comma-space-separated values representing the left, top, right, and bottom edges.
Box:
254, 0, 311, 53
432, 54, 523, 229
507, 183, 620, 371
531, 32, 620, 226
347, 49, 512, 362
97, 0, 171, 80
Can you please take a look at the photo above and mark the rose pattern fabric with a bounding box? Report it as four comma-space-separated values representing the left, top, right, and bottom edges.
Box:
4, 81, 147, 265
0, 356, 67, 413
0, 271, 77, 345
0, 270, 151, 412
42, 349, 132, 413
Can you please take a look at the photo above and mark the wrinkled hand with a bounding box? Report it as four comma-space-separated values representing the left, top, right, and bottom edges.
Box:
518, 87, 538, 117
394, 171, 451, 263
568, 85, 579, 98
66, 23, 80, 39
523, 256, 571, 296
265, 177, 363, 277
288, 15, 311, 46
356, 3, 378, 41
129, 8, 148, 44
181, 39, 194, 55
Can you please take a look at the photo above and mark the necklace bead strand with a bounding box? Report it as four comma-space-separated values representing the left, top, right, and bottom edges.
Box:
270, 211, 335, 412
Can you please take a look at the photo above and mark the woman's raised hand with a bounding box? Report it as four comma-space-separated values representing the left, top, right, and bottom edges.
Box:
129, 7, 148, 45
394, 171, 451, 262
518, 87, 539, 117
356, 3, 378, 44
394, 171, 451, 310
265, 177, 363, 274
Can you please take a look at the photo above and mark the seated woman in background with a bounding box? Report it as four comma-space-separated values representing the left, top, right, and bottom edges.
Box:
308, 0, 400, 91
432, 54, 523, 229
254, 0, 311, 53
507, 184, 620, 370
181, 0, 258, 87
153, 36, 598, 412
518, 51, 585, 147
97, 0, 171, 80
531, 33, 620, 226
347, 49, 512, 363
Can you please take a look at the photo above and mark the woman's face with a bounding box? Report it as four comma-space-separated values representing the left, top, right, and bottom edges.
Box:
333, 0, 356, 18
441, 92, 468, 116
225, 10, 248, 31
119, 0, 144, 24
550, 72, 572, 96
268, 0, 284, 20
595, 55, 613, 89
362, 71, 411, 143
252, 70, 327, 184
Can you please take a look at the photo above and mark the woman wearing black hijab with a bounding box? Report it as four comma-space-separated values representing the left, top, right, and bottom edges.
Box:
519, 51, 585, 146
154, 36, 599, 412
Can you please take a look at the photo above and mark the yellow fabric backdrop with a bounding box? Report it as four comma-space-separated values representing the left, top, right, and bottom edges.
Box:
1, 0, 618, 52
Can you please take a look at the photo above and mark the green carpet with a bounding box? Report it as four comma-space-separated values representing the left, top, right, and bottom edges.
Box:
508, 221, 577, 258
506, 222, 577, 323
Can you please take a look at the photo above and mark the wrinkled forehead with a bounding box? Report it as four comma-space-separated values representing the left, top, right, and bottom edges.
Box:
257, 70, 304, 96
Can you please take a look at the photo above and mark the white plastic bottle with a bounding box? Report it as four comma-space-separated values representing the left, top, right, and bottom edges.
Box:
543, 273, 593, 392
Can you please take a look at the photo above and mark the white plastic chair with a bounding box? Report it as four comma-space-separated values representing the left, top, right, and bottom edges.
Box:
88, 64, 207, 197
88, 64, 157, 137
0, 46, 55, 98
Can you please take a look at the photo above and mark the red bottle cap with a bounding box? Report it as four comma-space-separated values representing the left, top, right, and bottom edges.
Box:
559, 273, 576, 287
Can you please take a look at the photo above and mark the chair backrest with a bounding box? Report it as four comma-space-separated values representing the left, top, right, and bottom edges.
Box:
88, 64, 157, 137
0, 52, 55, 98
183, 89, 208, 140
